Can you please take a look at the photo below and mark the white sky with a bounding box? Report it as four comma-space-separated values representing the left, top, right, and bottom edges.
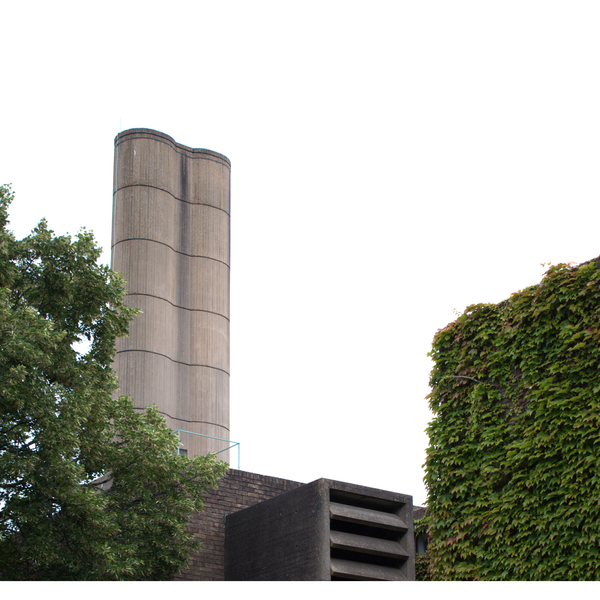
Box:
2, 1, 600, 507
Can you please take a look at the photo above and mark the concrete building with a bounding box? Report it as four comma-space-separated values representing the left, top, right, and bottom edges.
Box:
110, 129, 416, 580
225, 477, 414, 581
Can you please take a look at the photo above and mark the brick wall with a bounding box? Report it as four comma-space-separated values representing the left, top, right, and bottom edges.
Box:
172, 469, 303, 581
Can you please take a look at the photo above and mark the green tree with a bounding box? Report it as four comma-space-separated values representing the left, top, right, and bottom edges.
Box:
0, 185, 228, 580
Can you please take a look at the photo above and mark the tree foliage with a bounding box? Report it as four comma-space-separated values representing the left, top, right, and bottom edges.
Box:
0, 185, 228, 580
425, 256, 600, 580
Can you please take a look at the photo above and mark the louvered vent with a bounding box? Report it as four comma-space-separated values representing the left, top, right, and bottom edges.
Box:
224, 478, 415, 581
329, 490, 409, 581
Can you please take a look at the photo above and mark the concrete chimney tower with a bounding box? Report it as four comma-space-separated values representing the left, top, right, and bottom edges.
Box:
111, 129, 231, 460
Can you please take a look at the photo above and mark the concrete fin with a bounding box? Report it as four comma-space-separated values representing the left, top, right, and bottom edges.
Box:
329, 502, 408, 531
330, 558, 406, 581
329, 530, 409, 559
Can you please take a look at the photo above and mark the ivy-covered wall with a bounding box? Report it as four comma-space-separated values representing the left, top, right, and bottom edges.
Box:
425, 257, 600, 580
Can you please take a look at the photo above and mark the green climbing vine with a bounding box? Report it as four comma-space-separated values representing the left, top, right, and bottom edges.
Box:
414, 516, 432, 581
424, 257, 600, 580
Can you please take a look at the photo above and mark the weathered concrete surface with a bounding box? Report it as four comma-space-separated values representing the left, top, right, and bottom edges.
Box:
224, 479, 331, 580
111, 128, 231, 460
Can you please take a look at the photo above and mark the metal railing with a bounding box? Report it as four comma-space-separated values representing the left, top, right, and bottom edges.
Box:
174, 429, 240, 469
